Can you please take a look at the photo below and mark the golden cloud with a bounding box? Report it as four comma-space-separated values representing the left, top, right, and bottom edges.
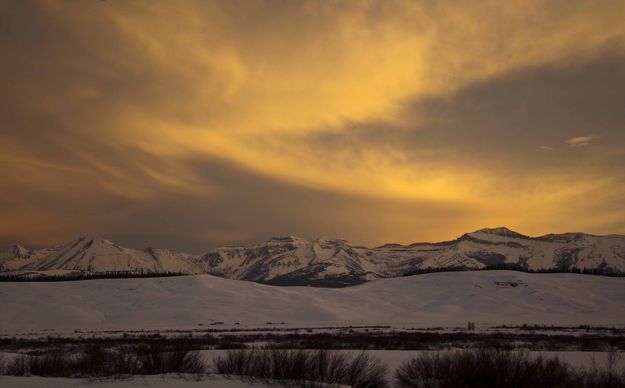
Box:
567, 136, 595, 147
61, 0, 623, 194
2, 0, 625, 244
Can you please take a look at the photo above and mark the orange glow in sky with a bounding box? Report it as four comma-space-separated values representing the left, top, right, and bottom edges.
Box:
1, 0, 625, 250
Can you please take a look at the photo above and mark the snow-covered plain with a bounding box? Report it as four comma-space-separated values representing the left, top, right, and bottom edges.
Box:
1, 271, 624, 334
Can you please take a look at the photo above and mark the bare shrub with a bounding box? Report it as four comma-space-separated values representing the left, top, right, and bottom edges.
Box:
133, 344, 205, 375
5, 351, 74, 377
31, 350, 74, 377
344, 351, 388, 388
394, 349, 573, 388
577, 350, 625, 388
214, 348, 387, 388
2, 344, 204, 377
74, 345, 115, 377
109, 348, 141, 375
5, 355, 30, 376
72, 345, 141, 376
395, 349, 625, 388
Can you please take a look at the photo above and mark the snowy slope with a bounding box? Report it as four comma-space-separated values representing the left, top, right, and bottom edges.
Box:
0, 271, 624, 332
2, 228, 625, 286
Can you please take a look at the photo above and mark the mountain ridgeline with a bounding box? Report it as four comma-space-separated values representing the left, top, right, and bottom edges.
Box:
2, 228, 625, 286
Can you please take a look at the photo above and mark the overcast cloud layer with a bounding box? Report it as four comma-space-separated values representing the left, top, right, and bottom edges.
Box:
1, 0, 624, 252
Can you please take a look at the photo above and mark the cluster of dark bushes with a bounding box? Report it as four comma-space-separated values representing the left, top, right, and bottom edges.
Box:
493, 324, 625, 333
3, 328, 624, 353
403, 263, 625, 278
0, 344, 204, 377
244, 330, 625, 351
214, 348, 387, 387
0, 346, 388, 387
0, 271, 188, 282
394, 349, 625, 388
1, 347, 624, 387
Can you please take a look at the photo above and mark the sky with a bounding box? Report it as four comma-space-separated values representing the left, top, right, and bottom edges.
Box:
1, 0, 625, 253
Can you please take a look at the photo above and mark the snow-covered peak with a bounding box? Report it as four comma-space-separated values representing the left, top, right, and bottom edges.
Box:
55, 236, 129, 257
3, 245, 31, 259
12, 236, 204, 274
73, 235, 115, 245
467, 227, 529, 241
475, 227, 525, 236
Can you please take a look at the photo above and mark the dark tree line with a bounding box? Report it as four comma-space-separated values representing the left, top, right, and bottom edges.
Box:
0, 271, 189, 282
402, 263, 625, 278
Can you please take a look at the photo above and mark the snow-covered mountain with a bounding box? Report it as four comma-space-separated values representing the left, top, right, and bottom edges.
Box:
366, 227, 625, 277
202, 227, 625, 286
2, 228, 625, 286
203, 236, 309, 279
204, 236, 380, 286
0, 236, 205, 275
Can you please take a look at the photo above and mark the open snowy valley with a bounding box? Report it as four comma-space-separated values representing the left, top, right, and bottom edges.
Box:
1, 270, 625, 386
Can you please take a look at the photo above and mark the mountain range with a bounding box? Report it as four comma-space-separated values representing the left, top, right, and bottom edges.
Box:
2, 227, 624, 286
